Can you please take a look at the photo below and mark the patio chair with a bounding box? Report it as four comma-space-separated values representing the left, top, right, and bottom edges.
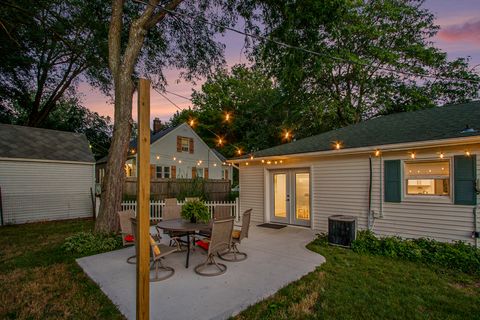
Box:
118, 210, 137, 264
130, 218, 180, 281
162, 198, 189, 245
218, 209, 252, 262
197, 206, 232, 238
194, 217, 234, 276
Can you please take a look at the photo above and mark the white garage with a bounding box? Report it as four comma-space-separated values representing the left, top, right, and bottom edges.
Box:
0, 124, 95, 225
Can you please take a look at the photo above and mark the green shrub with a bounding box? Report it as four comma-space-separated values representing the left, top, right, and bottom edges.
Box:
62, 232, 122, 256
180, 200, 211, 223
351, 230, 480, 274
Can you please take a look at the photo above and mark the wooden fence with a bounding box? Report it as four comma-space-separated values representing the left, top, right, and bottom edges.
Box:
120, 198, 240, 221
123, 178, 231, 201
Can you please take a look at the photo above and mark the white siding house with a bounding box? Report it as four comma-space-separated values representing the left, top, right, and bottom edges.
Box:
98, 122, 233, 183
234, 102, 480, 244
0, 124, 95, 224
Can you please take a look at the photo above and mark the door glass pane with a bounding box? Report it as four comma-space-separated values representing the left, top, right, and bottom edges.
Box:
274, 174, 287, 218
295, 173, 310, 221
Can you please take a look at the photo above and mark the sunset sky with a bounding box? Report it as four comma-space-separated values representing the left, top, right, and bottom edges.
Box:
79, 0, 480, 124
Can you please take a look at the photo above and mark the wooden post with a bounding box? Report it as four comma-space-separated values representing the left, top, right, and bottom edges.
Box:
136, 78, 151, 320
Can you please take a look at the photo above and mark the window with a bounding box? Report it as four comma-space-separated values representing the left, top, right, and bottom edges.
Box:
156, 166, 171, 179
181, 137, 190, 152
197, 168, 204, 178
404, 160, 450, 196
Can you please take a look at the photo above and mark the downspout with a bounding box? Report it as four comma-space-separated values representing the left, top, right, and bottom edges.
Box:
0, 187, 3, 226
368, 156, 373, 230
379, 156, 384, 218
474, 206, 478, 248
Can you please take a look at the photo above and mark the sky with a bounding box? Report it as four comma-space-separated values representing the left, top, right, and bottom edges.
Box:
78, 0, 480, 124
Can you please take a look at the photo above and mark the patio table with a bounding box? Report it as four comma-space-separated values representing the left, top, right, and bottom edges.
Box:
156, 218, 210, 268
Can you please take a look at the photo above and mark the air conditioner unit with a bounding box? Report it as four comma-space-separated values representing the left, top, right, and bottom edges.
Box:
328, 215, 357, 247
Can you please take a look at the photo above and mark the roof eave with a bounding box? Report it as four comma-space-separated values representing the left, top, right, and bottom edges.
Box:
228, 135, 480, 163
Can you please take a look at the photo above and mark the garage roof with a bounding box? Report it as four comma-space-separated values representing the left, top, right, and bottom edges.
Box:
0, 124, 95, 163
235, 101, 480, 159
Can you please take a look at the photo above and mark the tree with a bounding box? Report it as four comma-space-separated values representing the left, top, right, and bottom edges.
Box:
0, 0, 109, 127
252, 0, 480, 131
96, 0, 244, 232
169, 65, 288, 157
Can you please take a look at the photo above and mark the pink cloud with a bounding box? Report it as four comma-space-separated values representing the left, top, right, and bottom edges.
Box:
438, 18, 480, 42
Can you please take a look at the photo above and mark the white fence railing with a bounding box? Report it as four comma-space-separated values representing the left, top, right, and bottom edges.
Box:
120, 198, 240, 221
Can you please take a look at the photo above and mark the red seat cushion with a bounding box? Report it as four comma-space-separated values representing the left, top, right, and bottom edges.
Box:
125, 234, 135, 242
196, 240, 210, 250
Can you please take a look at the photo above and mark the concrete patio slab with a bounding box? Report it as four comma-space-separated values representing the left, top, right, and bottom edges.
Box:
77, 225, 325, 320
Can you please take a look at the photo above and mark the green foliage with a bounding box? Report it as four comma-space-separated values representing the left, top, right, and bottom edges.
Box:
352, 230, 480, 274
0, 0, 110, 127
180, 200, 211, 223
169, 65, 287, 158
254, 0, 480, 132
176, 178, 208, 201
62, 232, 122, 256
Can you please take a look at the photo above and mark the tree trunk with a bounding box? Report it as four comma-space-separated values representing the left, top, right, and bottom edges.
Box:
94, 76, 134, 233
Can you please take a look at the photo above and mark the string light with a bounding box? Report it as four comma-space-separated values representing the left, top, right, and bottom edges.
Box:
279, 160, 283, 164
374, 150, 381, 157
267, 161, 271, 164
245, 162, 249, 166
217, 137, 225, 147
189, 119, 195, 127
178, 160, 182, 163
173, 157, 176, 161
156, 155, 160, 160
283, 129, 293, 141
334, 142, 341, 150
410, 152, 416, 159
261, 160, 265, 163
224, 112, 231, 122
131, 149, 136, 154
439, 152, 444, 159
250, 155, 254, 160
237, 148, 243, 156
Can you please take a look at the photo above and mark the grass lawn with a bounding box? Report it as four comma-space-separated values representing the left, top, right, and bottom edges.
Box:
235, 237, 480, 320
2, 220, 479, 319
0, 219, 124, 320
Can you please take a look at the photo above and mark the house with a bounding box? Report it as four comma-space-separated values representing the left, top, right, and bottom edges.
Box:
96, 120, 233, 184
232, 101, 480, 244
0, 124, 95, 225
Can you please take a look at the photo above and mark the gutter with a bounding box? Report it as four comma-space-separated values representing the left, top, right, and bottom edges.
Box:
228, 135, 480, 163
0, 157, 95, 165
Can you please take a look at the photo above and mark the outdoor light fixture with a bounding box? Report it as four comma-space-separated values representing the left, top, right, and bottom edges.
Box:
213, 163, 217, 167
173, 157, 176, 161
466, 150, 471, 156
189, 119, 195, 127
439, 152, 445, 159
374, 150, 381, 157
245, 162, 249, 166
131, 149, 136, 154
410, 152, 416, 159
178, 160, 182, 163
156, 155, 160, 160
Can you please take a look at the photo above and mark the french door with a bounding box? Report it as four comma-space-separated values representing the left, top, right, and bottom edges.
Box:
271, 169, 311, 226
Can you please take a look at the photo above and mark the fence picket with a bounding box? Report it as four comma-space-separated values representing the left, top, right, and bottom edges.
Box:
121, 198, 239, 221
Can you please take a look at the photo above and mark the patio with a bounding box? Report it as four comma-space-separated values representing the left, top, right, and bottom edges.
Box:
77, 224, 325, 320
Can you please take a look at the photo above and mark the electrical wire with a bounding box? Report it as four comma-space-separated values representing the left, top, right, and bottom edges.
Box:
132, 0, 480, 85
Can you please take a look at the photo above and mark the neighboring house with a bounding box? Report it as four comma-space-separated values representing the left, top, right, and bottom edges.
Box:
96, 121, 233, 184
0, 124, 95, 225
233, 101, 480, 244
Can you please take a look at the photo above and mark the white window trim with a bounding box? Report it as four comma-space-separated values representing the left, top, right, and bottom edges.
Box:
180, 137, 190, 152
402, 158, 453, 204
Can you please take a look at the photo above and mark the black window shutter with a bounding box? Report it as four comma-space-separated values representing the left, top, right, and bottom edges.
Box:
454, 155, 477, 205
384, 160, 401, 203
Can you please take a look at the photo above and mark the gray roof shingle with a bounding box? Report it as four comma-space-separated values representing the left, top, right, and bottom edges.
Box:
0, 124, 95, 163
241, 101, 480, 159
